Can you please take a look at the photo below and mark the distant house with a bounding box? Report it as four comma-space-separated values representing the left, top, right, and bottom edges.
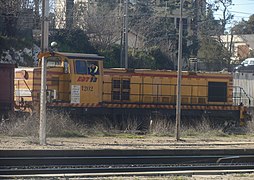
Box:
220, 34, 254, 63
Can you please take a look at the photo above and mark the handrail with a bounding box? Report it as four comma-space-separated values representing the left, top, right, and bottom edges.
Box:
233, 86, 253, 106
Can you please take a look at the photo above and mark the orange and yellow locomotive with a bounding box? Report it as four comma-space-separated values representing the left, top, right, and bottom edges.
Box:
14, 51, 250, 126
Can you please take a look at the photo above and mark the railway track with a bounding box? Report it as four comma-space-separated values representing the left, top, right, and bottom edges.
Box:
1, 149, 254, 178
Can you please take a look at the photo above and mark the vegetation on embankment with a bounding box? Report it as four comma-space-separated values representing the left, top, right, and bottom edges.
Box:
0, 111, 253, 140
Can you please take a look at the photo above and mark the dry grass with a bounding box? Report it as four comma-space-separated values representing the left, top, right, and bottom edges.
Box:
1, 112, 249, 139
148, 117, 227, 138
149, 118, 175, 136
46, 110, 87, 137
89, 117, 114, 136
124, 116, 142, 132
89, 115, 148, 136
181, 118, 227, 138
0, 113, 39, 137
246, 120, 254, 135
0, 111, 87, 138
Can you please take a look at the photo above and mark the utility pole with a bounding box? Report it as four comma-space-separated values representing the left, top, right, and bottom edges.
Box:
123, 0, 128, 69
120, 0, 123, 68
175, 0, 183, 141
66, 0, 74, 29
40, 0, 49, 145
34, 0, 40, 29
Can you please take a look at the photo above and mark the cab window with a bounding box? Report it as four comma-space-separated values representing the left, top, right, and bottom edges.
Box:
249, 60, 254, 65
46, 57, 61, 67
76, 60, 88, 74
87, 61, 99, 75
64, 60, 69, 74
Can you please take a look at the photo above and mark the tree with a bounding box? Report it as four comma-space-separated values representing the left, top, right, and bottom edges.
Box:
0, 0, 47, 35
231, 14, 254, 34
97, 0, 118, 10
0, 0, 21, 36
66, 0, 74, 29
129, 51, 156, 69
85, 1, 122, 50
150, 47, 174, 70
99, 44, 121, 67
128, 1, 177, 69
73, 1, 87, 30
198, 5, 222, 36
49, 29, 97, 53
209, 0, 234, 33
193, 1, 235, 71
197, 36, 228, 71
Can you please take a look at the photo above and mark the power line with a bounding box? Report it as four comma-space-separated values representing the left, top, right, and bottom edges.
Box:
216, 8, 253, 15
214, 13, 250, 18
230, 10, 253, 15
233, 3, 254, 5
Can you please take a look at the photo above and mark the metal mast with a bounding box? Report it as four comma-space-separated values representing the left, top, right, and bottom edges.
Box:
40, 0, 49, 145
123, 0, 128, 69
175, 0, 183, 141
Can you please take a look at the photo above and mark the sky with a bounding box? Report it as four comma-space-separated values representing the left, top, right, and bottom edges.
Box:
229, 0, 254, 21
214, 0, 254, 30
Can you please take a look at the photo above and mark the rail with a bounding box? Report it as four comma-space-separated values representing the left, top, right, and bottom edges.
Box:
1, 149, 254, 178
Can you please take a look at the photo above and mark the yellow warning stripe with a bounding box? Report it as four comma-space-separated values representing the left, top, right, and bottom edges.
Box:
44, 102, 241, 111
103, 103, 240, 110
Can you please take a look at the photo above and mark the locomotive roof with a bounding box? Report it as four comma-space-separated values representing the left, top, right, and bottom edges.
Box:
104, 68, 232, 75
56, 52, 104, 60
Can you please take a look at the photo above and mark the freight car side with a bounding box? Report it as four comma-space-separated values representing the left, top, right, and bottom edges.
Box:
15, 67, 40, 113
0, 63, 15, 118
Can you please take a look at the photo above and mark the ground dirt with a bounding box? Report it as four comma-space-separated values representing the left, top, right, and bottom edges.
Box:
1, 135, 254, 150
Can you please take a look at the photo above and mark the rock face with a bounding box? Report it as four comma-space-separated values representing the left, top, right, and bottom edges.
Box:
0, 44, 40, 66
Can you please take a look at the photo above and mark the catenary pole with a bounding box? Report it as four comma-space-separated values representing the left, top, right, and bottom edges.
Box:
124, 0, 128, 69
40, 0, 49, 145
175, 0, 183, 141
119, 0, 123, 67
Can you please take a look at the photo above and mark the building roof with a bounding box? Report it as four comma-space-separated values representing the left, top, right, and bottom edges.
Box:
220, 34, 254, 49
240, 34, 254, 49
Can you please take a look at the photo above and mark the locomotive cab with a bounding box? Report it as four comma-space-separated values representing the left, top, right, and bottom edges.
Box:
38, 52, 104, 107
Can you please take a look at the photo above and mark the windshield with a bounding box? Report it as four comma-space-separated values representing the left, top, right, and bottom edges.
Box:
46, 57, 61, 67
249, 60, 254, 65
241, 60, 248, 65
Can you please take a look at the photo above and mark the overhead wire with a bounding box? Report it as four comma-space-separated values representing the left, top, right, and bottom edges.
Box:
233, 3, 254, 5
230, 10, 253, 15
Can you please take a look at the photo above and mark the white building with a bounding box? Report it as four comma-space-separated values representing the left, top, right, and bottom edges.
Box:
55, 0, 97, 29
220, 34, 254, 63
